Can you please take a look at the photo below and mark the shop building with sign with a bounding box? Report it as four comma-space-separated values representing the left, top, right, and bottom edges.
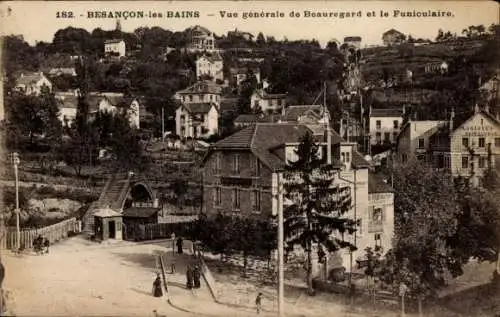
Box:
200, 121, 395, 272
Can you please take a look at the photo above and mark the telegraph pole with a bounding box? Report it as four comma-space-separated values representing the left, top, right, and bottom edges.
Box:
161, 107, 165, 141
277, 172, 285, 317
12, 153, 20, 250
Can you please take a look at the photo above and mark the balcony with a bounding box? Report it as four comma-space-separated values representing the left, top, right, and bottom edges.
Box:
368, 221, 383, 233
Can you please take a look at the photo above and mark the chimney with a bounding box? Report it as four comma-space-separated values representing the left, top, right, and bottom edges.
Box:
449, 108, 455, 132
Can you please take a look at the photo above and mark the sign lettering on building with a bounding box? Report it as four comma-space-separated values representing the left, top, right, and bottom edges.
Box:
461, 124, 500, 137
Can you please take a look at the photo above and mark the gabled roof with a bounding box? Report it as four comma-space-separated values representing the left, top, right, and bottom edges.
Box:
368, 173, 393, 193
370, 108, 403, 118
177, 81, 222, 95
197, 54, 223, 63
16, 72, 47, 86
383, 29, 404, 36
344, 36, 362, 42
234, 114, 280, 124
210, 122, 369, 171
182, 102, 217, 114
281, 105, 323, 122
94, 207, 122, 218
189, 25, 212, 35
450, 109, 500, 134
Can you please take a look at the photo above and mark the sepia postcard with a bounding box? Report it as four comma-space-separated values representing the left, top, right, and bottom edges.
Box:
0, 1, 499, 316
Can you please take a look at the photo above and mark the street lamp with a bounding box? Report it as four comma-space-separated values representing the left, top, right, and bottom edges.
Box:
274, 172, 285, 317
11, 152, 20, 251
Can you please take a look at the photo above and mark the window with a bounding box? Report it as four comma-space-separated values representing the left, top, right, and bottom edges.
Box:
462, 138, 469, 148
232, 188, 240, 209
384, 132, 390, 142
393, 132, 398, 141
357, 219, 362, 235
376, 120, 381, 130
374, 233, 382, 248
251, 190, 261, 212
254, 158, 261, 176
393, 120, 399, 129
182, 96, 186, 102
479, 137, 485, 148
233, 154, 240, 173
417, 154, 425, 161
278, 99, 282, 106
495, 138, 500, 147
462, 156, 469, 169
479, 157, 486, 168
343, 152, 350, 163
213, 187, 221, 206
375, 132, 381, 143
213, 153, 221, 173
254, 100, 259, 107
372, 208, 383, 223
189, 95, 193, 102
210, 95, 213, 101
418, 138, 425, 149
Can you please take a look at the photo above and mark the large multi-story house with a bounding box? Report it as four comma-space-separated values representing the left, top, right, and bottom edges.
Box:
175, 81, 222, 106
426, 106, 500, 186
15, 72, 52, 95
396, 118, 447, 163
175, 102, 219, 139
187, 25, 216, 53
343, 36, 362, 49
200, 121, 394, 273
196, 54, 224, 82
104, 39, 126, 57
369, 108, 404, 145
250, 89, 287, 113
229, 67, 261, 87
382, 29, 406, 46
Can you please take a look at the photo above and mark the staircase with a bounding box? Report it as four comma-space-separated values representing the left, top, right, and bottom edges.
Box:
82, 173, 132, 237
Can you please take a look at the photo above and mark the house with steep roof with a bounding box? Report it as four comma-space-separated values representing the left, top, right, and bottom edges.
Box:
280, 105, 324, 123
369, 107, 405, 145
200, 121, 394, 272
426, 105, 500, 186
175, 81, 222, 106
105, 39, 126, 57
344, 36, 362, 49
175, 102, 219, 138
250, 89, 287, 113
15, 72, 52, 95
187, 25, 216, 53
196, 54, 224, 82
382, 29, 406, 46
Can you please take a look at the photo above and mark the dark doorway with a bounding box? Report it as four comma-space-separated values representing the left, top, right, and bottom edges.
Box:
109, 221, 116, 239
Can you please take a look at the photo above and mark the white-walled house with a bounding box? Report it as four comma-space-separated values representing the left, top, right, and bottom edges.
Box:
369, 108, 404, 145
175, 103, 219, 138
105, 39, 126, 57
15, 72, 52, 95
196, 54, 224, 82
250, 89, 287, 113
175, 81, 222, 106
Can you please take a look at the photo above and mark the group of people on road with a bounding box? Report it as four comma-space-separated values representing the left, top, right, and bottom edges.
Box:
186, 264, 201, 289
33, 235, 49, 255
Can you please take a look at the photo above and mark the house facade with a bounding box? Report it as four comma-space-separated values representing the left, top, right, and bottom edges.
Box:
344, 36, 362, 49
424, 61, 449, 74
175, 81, 222, 106
201, 122, 394, 273
15, 72, 52, 95
187, 25, 216, 52
105, 39, 126, 57
175, 103, 219, 138
250, 89, 287, 113
196, 54, 224, 82
382, 29, 406, 46
369, 108, 404, 145
396, 119, 447, 163
427, 106, 500, 186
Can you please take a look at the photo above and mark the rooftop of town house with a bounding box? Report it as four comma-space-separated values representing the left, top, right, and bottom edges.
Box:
180, 102, 218, 114
104, 39, 124, 44
177, 81, 222, 95
281, 105, 323, 122
383, 28, 405, 36
253, 89, 287, 100
16, 72, 47, 85
370, 108, 404, 118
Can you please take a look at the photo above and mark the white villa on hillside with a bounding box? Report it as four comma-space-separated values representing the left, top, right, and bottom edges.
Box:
105, 39, 126, 57
196, 54, 224, 82
15, 72, 52, 95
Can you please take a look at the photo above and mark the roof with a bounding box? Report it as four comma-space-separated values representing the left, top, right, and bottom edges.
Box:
253, 89, 287, 100
383, 29, 404, 36
182, 102, 216, 114
234, 114, 280, 124
123, 207, 160, 218
190, 25, 212, 35
197, 54, 223, 63
281, 105, 323, 122
368, 173, 393, 193
220, 97, 238, 114
105, 39, 124, 44
177, 81, 222, 95
211, 122, 369, 171
94, 207, 122, 218
16, 72, 47, 86
344, 36, 362, 42
370, 108, 404, 118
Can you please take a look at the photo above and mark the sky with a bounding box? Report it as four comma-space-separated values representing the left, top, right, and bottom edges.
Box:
0, 1, 498, 47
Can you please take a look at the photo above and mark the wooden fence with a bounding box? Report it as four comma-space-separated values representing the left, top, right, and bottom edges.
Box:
0, 217, 82, 250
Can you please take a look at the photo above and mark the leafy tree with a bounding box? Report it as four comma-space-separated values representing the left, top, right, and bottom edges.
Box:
283, 131, 356, 295
171, 179, 188, 210
236, 71, 258, 114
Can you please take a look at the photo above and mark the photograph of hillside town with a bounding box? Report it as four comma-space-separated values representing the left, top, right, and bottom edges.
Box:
0, 6, 500, 317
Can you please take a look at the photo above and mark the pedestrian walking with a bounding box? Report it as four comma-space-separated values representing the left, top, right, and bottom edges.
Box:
193, 265, 201, 289
152, 273, 163, 297
186, 265, 193, 289
170, 260, 176, 274
43, 238, 50, 254
176, 237, 183, 254
255, 292, 263, 314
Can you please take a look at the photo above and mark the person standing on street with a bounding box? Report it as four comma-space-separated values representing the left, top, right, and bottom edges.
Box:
193, 265, 201, 289
255, 292, 263, 314
176, 237, 183, 254
186, 265, 193, 289
152, 273, 163, 298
